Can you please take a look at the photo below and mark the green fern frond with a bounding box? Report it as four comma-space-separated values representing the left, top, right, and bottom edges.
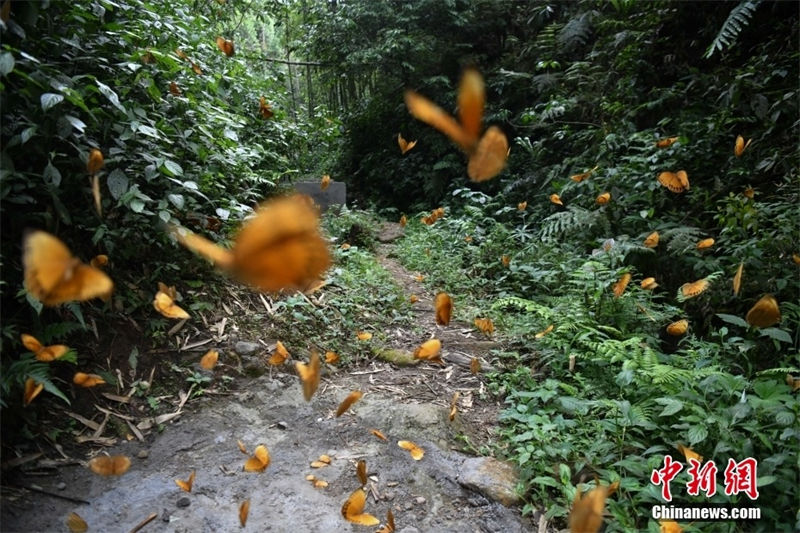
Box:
491, 296, 550, 317
704, 1, 761, 58
756, 367, 800, 377
540, 206, 609, 243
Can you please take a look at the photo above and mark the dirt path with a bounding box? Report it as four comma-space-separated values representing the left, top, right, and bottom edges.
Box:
1, 225, 532, 533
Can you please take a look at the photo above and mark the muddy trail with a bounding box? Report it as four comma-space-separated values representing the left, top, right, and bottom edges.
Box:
1, 224, 534, 533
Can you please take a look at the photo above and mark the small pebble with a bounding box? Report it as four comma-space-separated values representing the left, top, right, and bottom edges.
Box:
56, 482, 66, 490
384, 491, 394, 501
404, 502, 413, 511
137, 450, 149, 459
177, 497, 191, 508
276, 421, 288, 430
415, 496, 426, 505
161, 510, 170, 522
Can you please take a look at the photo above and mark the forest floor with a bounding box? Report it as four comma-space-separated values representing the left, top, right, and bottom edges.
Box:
0, 224, 536, 533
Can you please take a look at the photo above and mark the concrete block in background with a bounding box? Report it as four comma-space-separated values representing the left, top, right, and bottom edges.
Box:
294, 181, 346, 213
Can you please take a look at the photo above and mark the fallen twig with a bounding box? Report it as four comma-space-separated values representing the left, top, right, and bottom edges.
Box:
18, 484, 90, 505
128, 512, 158, 533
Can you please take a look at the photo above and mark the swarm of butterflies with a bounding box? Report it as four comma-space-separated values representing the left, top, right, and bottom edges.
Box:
17, 63, 794, 533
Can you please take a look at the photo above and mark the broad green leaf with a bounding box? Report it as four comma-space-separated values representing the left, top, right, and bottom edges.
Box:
655, 397, 684, 417
167, 193, 185, 209
107, 169, 129, 199
759, 328, 792, 344
162, 160, 183, 176
130, 198, 145, 213
716, 313, 748, 328
64, 115, 87, 133
687, 425, 708, 445
43, 162, 61, 187
159, 210, 171, 223
40, 92, 64, 111
137, 125, 160, 138
0, 52, 14, 76
21, 126, 37, 144
96, 80, 126, 113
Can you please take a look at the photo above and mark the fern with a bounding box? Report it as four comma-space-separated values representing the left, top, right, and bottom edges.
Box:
557, 11, 596, 52
539, 206, 609, 243
492, 296, 550, 317
704, 1, 761, 58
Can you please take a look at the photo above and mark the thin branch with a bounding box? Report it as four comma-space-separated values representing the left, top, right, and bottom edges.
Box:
17, 484, 90, 505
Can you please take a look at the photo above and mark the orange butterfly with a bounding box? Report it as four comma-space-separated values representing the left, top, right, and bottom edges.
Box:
23, 378, 43, 406
570, 165, 599, 182
66, 512, 88, 533
23, 231, 113, 306
239, 500, 250, 527
397, 133, 417, 154
90, 254, 108, 268
324, 351, 339, 364
434, 292, 452, 325
376, 509, 395, 533
414, 339, 442, 364
169, 81, 181, 96
655, 136, 679, 148
310, 454, 332, 468
734, 135, 752, 157
449, 391, 459, 421
341, 488, 380, 526
549, 193, 563, 206
732, 263, 743, 296
175, 48, 188, 61
21, 334, 69, 362
259, 96, 274, 119
321, 174, 331, 191
335, 391, 363, 417
153, 288, 189, 319
501, 255, 511, 267
470, 357, 481, 374
786, 374, 800, 392
170, 194, 330, 293
464, 235, 473, 243
595, 192, 611, 205
73, 372, 106, 387
269, 341, 290, 365
517, 201, 527, 211
295, 351, 321, 401
658, 170, 689, 193
357, 331, 373, 341
409, 294, 419, 303
200, 350, 218, 370
473, 317, 494, 335
370, 429, 387, 441
696, 238, 714, 250
680, 278, 709, 298
745, 294, 780, 328
641, 277, 658, 290
237, 440, 248, 454
88, 455, 131, 476
306, 474, 329, 488
397, 440, 424, 460
215, 36, 235, 56
191, 61, 203, 75
405, 69, 508, 182
399, 215, 407, 227
612, 273, 631, 298
535, 324, 554, 339
644, 231, 659, 248
660, 520, 684, 533
87, 148, 104, 175
676, 443, 702, 463
243, 444, 270, 472
175, 470, 196, 492
356, 459, 367, 485
568, 484, 609, 533
666, 319, 688, 336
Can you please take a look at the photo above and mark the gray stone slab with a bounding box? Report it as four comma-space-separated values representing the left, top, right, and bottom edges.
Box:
294, 180, 346, 213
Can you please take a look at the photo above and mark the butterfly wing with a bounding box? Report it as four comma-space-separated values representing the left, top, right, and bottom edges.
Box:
467, 126, 508, 182
404, 90, 474, 152
232, 195, 330, 292
171, 227, 235, 270
457, 69, 484, 146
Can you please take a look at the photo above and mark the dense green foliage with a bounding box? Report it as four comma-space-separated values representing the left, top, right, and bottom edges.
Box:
1, 1, 798, 531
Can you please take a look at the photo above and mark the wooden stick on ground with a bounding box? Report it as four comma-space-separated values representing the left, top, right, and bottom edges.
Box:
128, 512, 158, 533
18, 484, 90, 505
